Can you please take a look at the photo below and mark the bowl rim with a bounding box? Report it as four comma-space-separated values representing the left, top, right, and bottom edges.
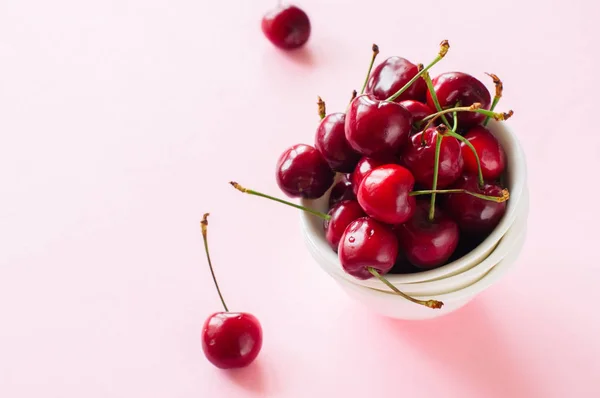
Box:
299, 119, 527, 287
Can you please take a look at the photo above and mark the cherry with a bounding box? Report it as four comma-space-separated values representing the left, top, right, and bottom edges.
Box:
324, 200, 366, 250
200, 214, 263, 369
461, 125, 506, 180
276, 144, 334, 199
357, 164, 416, 225
350, 156, 396, 196
426, 72, 491, 128
365, 57, 427, 102
399, 100, 435, 122
328, 175, 355, 207
394, 201, 460, 269
442, 174, 508, 234
400, 125, 463, 189
261, 4, 310, 50
315, 111, 360, 173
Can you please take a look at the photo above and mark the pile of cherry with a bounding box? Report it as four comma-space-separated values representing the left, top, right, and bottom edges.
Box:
232, 40, 514, 310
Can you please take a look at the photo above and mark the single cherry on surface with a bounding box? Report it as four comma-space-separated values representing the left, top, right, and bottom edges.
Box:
399, 100, 435, 123
442, 174, 508, 234
426, 72, 491, 128
461, 125, 506, 180
394, 201, 460, 269
315, 111, 361, 173
350, 156, 396, 196
323, 200, 366, 250
261, 5, 310, 50
328, 174, 355, 207
276, 144, 334, 199
365, 57, 427, 102
357, 164, 417, 225
200, 214, 263, 369
400, 125, 464, 189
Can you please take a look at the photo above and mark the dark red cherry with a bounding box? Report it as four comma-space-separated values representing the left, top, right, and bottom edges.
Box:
328, 175, 355, 207
202, 312, 263, 369
365, 57, 427, 102
426, 72, 491, 128
276, 144, 334, 198
395, 201, 460, 269
345, 94, 412, 159
400, 126, 463, 189
315, 112, 361, 173
443, 174, 507, 234
261, 5, 310, 50
357, 164, 416, 225
399, 100, 435, 122
338, 217, 398, 279
350, 156, 396, 196
461, 125, 506, 180
323, 200, 366, 250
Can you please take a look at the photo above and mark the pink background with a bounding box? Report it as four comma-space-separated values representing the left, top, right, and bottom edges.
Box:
1, 0, 599, 397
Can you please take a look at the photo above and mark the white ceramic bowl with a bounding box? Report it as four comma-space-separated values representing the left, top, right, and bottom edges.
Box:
300, 119, 527, 289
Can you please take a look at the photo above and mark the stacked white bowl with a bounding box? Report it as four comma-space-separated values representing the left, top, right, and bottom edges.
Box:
300, 120, 528, 320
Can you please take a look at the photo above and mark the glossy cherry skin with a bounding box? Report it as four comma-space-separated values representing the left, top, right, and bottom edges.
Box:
315, 112, 360, 173
443, 174, 507, 234
261, 5, 310, 50
350, 156, 396, 196
345, 95, 412, 159
395, 201, 460, 269
357, 164, 416, 225
202, 312, 263, 369
461, 126, 506, 180
276, 144, 334, 198
426, 72, 491, 128
399, 100, 435, 122
323, 200, 366, 251
328, 175, 355, 207
365, 57, 427, 102
400, 126, 464, 189
338, 217, 398, 280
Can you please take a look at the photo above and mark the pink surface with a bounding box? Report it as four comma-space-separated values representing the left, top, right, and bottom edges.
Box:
1, 0, 599, 397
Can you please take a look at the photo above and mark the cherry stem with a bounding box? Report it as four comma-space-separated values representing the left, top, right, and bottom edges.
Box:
429, 125, 446, 221
229, 182, 331, 220
201, 213, 229, 312
317, 96, 326, 120
445, 129, 485, 187
385, 40, 450, 102
350, 89, 358, 104
360, 44, 380, 94
483, 73, 503, 126
367, 267, 443, 309
422, 70, 452, 127
452, 108, 458, 132
420, 103, 514, 124
410, 188, 510, 203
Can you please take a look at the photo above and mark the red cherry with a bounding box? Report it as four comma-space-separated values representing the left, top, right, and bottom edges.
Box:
202, 312, 263, 369
345, 94, 412, 159
357, 164, 416, 225
400, 126, 463, 189
350, 156, 396, 196
443, 174, 507, 233
315, 112, 361, 173
399, 100, 435, 122
276, 144, 334, 198
328, 175, 355, 207
461, 125, 506, 180
338, 217, 398, 279
323, 200, 367, 250
261, 5, 310, 50
426, 72, 491, 128
395, 201, 460, 269
365, 57, 427, 102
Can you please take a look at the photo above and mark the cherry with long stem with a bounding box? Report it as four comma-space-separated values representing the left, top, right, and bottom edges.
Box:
483, 73, 503, 126
385, 40, 450, 102
367, 267, 443, 309
360, 44, 380, 94
317, 96, 326, 120
422, 70, 451, 127
201, 213, 228, 312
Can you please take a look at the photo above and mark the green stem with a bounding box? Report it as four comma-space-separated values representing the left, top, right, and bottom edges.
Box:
420, 104, 513, 124
483, 73, 503, 126
367, 267, 443, 309
452, 106, 459, 132
385, 40, 450, 102
229, 182, 331, 220
360, 44, 380, 94
201, 213, 229, 312
410, 188, 510, 203
429, 131, 444, 221
422, 71, 451, 127
445, 130, 485, 187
